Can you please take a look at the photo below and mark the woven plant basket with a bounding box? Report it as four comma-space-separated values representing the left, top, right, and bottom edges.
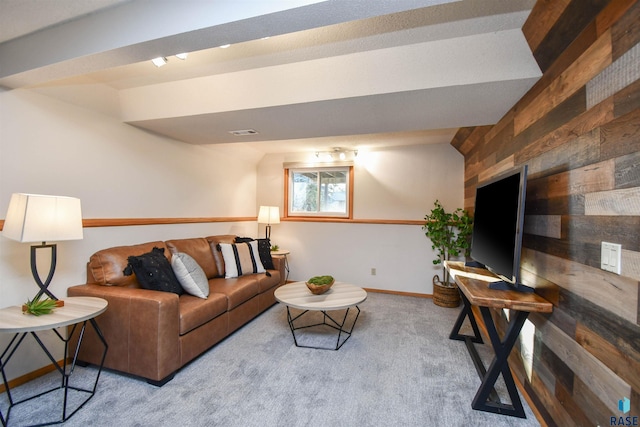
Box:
432, 275, 460, 308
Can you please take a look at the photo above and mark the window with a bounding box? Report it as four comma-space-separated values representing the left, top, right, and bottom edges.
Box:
285, 166, 353, 218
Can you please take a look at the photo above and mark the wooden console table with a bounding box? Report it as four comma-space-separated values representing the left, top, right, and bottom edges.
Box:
444, 261, 552, 418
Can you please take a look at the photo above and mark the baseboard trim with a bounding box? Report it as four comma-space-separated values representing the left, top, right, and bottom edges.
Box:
364, 288, 432, 299
0, 359, 66, 394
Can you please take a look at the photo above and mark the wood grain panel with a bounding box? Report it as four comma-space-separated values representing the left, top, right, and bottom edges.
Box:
449, 127, 475, 154
477, 155, 514, 184
532, 0, 610, 72
538, 338, 575, 394
522, 0, 571, 53
525, 194, 585, 216
535, 313, 631, 412
524, 215, 562, 238
596, 0, 638, 37
516, 31, 611, 135
616, 151, 640, 189
621, 249, 640, 281
562, 215, 640, 250
459, 125, 491, 157
529, 370, 572, 426
522, 249, 638, 323
611, 0, 640, 60
523, 128, 601, 178
600, 108, 640, 160
572, 376, 616, 427
614, 76, 640, 118
554, 380, 592, 426
585, 187, 640, 215
587, 42, 640, 108
559, 288, 640, 358
526, 159, 614, 200
576, 321, 640, 392
517, 96, 614, 165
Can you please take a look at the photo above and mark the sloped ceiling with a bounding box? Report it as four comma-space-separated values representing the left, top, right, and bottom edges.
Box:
0, 0, 541, 154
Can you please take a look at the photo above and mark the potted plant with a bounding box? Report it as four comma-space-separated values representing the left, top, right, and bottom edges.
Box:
423, 200, 473, 307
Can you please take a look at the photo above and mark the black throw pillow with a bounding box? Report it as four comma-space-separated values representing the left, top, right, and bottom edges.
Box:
256, 238, 274, 270
123, 247, 183, 295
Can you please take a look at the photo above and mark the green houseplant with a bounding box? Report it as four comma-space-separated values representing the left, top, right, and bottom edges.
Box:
423, 200, 473, 307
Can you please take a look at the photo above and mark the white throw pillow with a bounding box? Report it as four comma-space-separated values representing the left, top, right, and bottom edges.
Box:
171, 252, 209, 299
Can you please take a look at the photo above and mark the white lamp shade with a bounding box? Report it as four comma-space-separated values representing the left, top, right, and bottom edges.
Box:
2, 193, 83, 243
257, 206, 280, 225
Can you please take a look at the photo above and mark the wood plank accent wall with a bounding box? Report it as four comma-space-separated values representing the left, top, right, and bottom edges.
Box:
451, 1, 640, 425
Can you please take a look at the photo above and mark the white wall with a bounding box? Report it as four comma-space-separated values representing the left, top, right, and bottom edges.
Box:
0, 87, 466, 381
0, 88, 261, 380
257, 143, 465, 293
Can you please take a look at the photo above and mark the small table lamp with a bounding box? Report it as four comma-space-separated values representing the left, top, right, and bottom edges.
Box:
2, 193, 83, 301
257, 206, 280, 240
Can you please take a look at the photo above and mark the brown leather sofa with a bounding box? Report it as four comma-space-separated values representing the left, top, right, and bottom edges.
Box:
67, 235, 284, 386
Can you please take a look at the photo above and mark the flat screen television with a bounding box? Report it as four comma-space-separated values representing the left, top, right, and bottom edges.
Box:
467, 165, 533, 292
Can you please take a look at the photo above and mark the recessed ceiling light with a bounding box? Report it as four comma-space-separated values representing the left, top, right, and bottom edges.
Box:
228, 129, 259, 136
219, 44, 231, 49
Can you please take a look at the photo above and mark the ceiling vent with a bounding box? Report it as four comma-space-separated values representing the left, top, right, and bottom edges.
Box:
228, 129, 259, 136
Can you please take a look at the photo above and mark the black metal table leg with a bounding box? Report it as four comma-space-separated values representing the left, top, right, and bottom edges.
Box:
471, 307, 528, 418
450, 292, 529, 418
285, 305, 361, 350
0, 318, 108, 426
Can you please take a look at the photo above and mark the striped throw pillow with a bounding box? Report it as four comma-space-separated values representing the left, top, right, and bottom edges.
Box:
219, 241, 266, 278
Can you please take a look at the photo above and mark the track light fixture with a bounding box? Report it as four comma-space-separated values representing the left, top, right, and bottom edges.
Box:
151, 52, 190, 67
314, 147, 358, 161
151, 57, 167, 67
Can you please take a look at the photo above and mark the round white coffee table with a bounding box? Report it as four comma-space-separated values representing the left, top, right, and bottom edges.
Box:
274, 281, 367, 350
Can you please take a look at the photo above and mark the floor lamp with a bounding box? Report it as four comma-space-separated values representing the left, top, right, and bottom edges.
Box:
2, 193, 83, 301
257, 206, 280, 240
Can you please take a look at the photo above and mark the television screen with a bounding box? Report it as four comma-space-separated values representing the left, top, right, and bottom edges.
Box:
469, 165, 532, 292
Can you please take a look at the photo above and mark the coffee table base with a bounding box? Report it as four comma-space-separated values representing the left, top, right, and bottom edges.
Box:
285, 306, 361, 350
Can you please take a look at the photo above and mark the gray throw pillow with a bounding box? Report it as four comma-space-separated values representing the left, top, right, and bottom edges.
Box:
171, 252, 209, 299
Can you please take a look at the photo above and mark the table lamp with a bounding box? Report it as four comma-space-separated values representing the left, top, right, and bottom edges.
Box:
2, 193, 83, 301
257, 206, 280, 240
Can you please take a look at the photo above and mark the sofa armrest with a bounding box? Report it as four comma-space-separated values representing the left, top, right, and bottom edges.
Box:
67, 284, 181, 384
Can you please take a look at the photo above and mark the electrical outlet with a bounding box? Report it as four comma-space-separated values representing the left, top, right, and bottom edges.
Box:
371, 268, 376, 276
601, 242, 622, 274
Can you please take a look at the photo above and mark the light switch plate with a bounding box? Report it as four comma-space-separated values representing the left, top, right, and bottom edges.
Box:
601, 242, 622, 274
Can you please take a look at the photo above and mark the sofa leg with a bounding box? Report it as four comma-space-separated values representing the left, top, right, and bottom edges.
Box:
146, 372, 175, 387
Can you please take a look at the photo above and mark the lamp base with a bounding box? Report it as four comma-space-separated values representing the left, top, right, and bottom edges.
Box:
31, 243, 59, 300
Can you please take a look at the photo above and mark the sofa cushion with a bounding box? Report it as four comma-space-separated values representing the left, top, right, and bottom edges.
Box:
88, 241, 168, 287
171, 252, 209, 299
219, 241, 265, 278
166, 238, 219, 279
123, 247, 184, 295
208, 276, 260, 310
256, 271, 281, 293
178, 292, 228, 335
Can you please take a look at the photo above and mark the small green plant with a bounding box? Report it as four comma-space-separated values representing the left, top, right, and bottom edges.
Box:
423, 200, 473, 287
22, 295, 59, 316
270, 244, 280, 252
307, 275, 334, 286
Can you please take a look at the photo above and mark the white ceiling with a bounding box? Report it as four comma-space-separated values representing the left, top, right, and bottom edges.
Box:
0, 0, 541, 154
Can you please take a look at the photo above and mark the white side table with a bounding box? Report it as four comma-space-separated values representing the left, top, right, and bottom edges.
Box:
271, 249, 290, 282
0, 296, 108, 426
